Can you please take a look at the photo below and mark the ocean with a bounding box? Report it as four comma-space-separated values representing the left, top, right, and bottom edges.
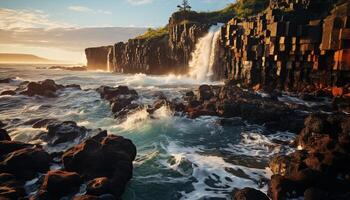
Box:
0, 64, 295, 199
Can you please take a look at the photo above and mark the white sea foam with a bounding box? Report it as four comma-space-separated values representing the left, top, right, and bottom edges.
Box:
224, 131, 295, 158
162, 141, 271, 199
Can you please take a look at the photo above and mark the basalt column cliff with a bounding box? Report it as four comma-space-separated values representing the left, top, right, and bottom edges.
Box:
85, 0, 350, 90
219, 0, 350, 90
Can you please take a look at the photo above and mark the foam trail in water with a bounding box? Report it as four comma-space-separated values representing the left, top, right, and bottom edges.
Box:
189, 24, 222, 82
163, 141, 271, 199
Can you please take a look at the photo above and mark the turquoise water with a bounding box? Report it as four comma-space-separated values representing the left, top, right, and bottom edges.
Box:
0, 64, 295, 199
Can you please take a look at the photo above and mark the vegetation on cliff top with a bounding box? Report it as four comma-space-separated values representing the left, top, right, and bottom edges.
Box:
233, 0, 269, 17
135, 0, 269, 41
170, 0, 269, 25
135, 27, 169, 41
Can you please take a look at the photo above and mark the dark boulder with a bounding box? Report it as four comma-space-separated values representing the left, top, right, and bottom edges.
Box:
233, 187, 269, 200
0, 121, 5, 128
0, 140, 33, 157
0, 147, 51, 180
0, 90, 16, 96
182, 83, 307, 132
268, 174, 302, 200
44, 121, 88, 145
18, 79, 81, 98
0, 78, 12, 83
97, 86, 139, 117
62, 134, 136, 198
32, 118, 58, 129
65, 84, 82, 90
147, 99, 169, 114
96, 85, 138, 101
37, 170, 82, 199
198, 85, 214, 101
269, 113, 350, 200
19, 79, 63, 97
0, 129, 11, 141
0, 173, 25, 199
184, 91, 195, 101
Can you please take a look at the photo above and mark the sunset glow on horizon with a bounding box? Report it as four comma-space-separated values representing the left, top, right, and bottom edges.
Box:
0, 0, 231, 64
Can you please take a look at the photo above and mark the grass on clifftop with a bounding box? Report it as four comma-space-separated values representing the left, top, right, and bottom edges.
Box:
134, 0, 269, 41
135, 27, 168, 41
233, 0, 269, 17
171, 0, 269, 25
198, 3, 236, 23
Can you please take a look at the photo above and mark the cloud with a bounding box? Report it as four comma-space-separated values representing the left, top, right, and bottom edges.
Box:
68, 5, 112, 14
0, 27, 147, 62
0, 8, 72, 30
0, 27, 147, 51
127, 0, 154, 6
68, 6, 93, 12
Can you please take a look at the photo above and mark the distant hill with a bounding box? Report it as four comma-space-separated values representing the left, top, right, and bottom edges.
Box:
0, 53, 57, 63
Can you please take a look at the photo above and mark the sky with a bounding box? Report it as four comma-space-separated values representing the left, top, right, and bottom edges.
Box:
0, 0, 233, 63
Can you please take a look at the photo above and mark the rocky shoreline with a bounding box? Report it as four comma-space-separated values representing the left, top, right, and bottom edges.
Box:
0, 120, 136, 200
1, 78, 350, 199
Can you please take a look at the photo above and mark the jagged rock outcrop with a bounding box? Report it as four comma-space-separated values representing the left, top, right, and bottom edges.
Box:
62, 134, 136, 198
85, 46, 112, 71
268, 113, 350, 200
219, 0, 350, 90
182, 82, 308, 132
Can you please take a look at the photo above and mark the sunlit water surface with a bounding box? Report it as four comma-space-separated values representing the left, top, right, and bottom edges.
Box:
0, 64, 296, 200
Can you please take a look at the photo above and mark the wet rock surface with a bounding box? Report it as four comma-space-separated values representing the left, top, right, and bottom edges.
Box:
0, 90, 16, 96
45, 121, 88, 145
0, 129, 11, 141
62, 134, 136, 198
0, 146, 51, 180
97, 85, 140, 118
268, 113, 350, 200
37, 170, 82, 199
0, 78, 12, 84
183, 83, 314, 132
233, 187, 270, 200
0, 122, 136, 199
0, 173, 25, 199
10, 79, 82, 98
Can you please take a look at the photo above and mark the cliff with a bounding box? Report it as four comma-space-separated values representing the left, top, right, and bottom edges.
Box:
112, 12, 210, 74
218, 0, 350, 90
85, 6, 235, 73
85, 0, 349, 90
85, 46, 112, 71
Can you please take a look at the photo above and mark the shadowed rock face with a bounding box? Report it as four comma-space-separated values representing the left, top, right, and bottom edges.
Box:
62, 134, 137, 198
182, 83, 307, 132
85, 46, 112, 71
86, 11, 210, 75
37, 170, 82, 199
0, 121, 136, 200
113, 22, 209, 75
0, 145, 51, 180
268, 113, 350, 200
8, 79, 82, 98
233, 187, 270, 200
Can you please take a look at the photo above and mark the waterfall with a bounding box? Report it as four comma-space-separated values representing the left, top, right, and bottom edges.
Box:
107, 49, 111, 72
189, 24, 222, 81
